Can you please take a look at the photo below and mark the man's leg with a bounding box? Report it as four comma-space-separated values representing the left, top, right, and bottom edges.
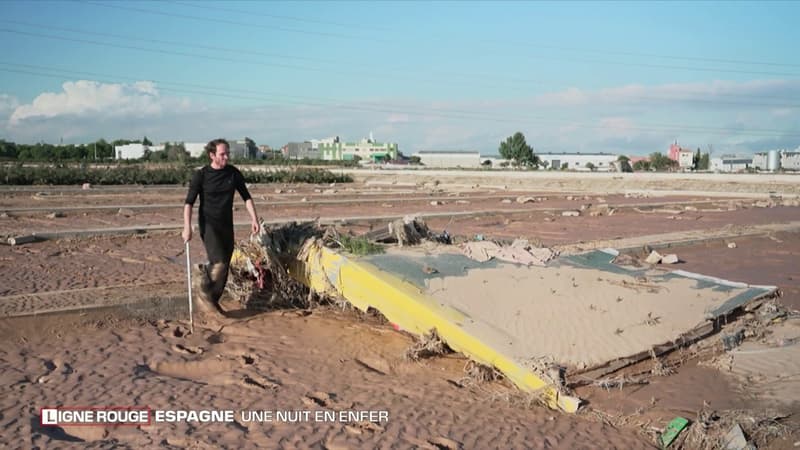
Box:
195, 222, 225, 314
192, 263, 218, 313
201, 222, 235, 311
208, 262, 230, 304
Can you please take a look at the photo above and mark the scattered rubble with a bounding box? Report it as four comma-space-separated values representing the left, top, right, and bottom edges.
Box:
661, 254, 680, 264
404, 329, 452, 361
676, 408, 791, 450
460, 239, 557, 266
562, 210, 580, 217
645, 250, 663, 264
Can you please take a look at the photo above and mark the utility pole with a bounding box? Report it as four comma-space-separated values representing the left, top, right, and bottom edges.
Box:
93, 142, 97, 160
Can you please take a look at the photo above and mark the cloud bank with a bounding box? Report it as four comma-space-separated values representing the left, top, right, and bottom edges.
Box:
2, 79, 799, 155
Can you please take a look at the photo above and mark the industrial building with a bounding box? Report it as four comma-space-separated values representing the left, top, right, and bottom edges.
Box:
114, 143, 148, 160
710, 154, 753, 172
752, 149, 800, 171
537, 152, 618, 171
319, 134, 398, 162
281, 142, 320, 160
413, 151, 482, 168
184, 143, 206, 158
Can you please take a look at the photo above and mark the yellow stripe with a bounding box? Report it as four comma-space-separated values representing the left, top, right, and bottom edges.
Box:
292, 243, 581, 413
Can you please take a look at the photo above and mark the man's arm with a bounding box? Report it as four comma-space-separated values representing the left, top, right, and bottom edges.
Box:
234, 167, 259, 235
245, 199, 260, 235
182, 204, 193, 242
183, 169, 202, 242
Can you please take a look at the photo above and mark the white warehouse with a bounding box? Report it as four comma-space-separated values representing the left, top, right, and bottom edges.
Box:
114, 143, 148, 160
538, 152, 618, 171
413, 151, 482, 168
185, 142, 207, 158
710, 154, 753, 172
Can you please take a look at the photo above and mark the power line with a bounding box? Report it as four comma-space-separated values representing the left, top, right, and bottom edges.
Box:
79, 0, 390, 43
172, 0, 389, 31
3, 62, 799, 139
0, 28, 536, 95
0, 19, 345, 66
483, 39, 800, 70
2, 23, 799, 109
171, 1, 800, 70
77, 0, 800, 78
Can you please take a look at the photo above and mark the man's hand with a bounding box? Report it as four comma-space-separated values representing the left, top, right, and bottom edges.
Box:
182, 227, 192, 242
251, 219, 260, 235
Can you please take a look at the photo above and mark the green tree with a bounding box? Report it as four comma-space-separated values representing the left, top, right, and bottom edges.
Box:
699, 152, 710, 170
165, 142, 189, 162
142, 136, 153, 146
409, 155, 421, 164
649, 152, 678, 171
616, 155, 632, 172
633, 160, 651, 171
694, 148, 701, 171
498, 132, 538, 167
93, 139, 113, 159
585, 162, 596, 171
0, 140, 18, 159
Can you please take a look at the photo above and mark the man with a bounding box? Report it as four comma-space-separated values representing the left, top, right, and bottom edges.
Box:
183, 138, 260, 312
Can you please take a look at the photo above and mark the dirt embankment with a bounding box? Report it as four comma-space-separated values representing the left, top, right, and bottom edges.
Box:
348, 170, 800, 196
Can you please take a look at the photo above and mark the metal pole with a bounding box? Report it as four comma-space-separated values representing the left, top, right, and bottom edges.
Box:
185, 240, 194, 333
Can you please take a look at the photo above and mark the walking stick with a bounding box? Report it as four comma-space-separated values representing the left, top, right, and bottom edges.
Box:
184, 240, 194, 334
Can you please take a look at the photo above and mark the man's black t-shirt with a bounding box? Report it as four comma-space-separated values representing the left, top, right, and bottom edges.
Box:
184, 165, 252, 227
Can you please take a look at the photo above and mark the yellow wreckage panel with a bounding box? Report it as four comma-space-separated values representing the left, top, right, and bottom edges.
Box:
292, 243, 581, 413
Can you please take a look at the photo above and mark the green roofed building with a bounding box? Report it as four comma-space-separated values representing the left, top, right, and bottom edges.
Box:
319, 133, 398, 162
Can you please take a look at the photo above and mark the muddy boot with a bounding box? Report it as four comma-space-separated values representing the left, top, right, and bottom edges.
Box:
191, 263, 219, 314
208, 263, 230, 312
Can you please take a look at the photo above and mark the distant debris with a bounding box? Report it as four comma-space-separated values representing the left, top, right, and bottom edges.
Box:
645, 250, 663, 264
460, 239, 557, 266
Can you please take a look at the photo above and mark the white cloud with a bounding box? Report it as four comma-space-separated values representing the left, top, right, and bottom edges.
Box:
0, 94, 19, 114
386, 113, 410, 124
9, 80, 191, 125
536, 87, 588, 106
4, 79, 799, 156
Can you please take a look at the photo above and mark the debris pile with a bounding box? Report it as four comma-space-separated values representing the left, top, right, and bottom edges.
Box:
226, 216, 452, 310
226, 221, 322, 311
460, 239, 557, 266
404, 329, 452, 361
361, 215, 450, 246
674, 408, 791, 450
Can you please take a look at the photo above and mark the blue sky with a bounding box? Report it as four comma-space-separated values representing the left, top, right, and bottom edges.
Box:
1, 1, 799, 155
